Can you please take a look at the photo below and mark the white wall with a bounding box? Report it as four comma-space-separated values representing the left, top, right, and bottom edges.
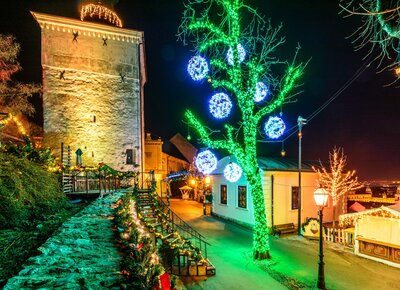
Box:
212, 169, 336, 229
264, 171, 334, 227
212, 174, 255, 227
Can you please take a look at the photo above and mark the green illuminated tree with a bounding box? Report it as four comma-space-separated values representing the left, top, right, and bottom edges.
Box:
340, 0, 400, 84
178, 0, 305, 259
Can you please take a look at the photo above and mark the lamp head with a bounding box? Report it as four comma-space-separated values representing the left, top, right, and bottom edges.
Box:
313, 187, 329, 208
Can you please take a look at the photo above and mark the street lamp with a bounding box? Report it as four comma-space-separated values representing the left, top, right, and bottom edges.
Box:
313, 187, 329, 290
203, 176, 211, 215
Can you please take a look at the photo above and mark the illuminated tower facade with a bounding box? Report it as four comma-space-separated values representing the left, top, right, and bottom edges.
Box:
32, 1, 146, 171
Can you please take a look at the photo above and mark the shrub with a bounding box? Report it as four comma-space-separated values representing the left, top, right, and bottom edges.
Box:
0, 152, 67, 229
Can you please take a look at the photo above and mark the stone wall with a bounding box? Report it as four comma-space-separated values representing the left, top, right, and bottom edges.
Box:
4, 193, 123, 289
33, 12, 145, 171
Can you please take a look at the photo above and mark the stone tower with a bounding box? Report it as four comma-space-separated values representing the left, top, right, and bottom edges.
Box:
32, 1, 146, 172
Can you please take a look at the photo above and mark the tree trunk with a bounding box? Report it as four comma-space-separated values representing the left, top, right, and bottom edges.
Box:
332, 205, 336, 243
248, 174, 271, 260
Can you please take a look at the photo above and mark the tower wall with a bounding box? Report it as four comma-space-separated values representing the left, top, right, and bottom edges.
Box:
32, 12, 145, 171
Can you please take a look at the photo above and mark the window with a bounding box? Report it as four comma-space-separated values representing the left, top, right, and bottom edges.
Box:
220, 184, 227, 205
291, 186, 299, 210
126, 149, 134, 165
238, 186, 247, 209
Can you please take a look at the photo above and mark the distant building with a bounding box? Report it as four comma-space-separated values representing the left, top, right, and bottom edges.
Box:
346, 185, 397, 212
210, 156, 338, 229
32, 0, 146, 172
144, 133, 192, 194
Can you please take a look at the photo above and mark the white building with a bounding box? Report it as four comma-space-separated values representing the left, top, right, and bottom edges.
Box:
210, 156, 336, 229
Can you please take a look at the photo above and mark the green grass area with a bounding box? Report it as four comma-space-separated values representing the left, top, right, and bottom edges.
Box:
0, 151, 86, 285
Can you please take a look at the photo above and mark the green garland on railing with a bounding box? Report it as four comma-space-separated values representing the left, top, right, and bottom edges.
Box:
134, 188, 207, 264
115, 195, 165, 289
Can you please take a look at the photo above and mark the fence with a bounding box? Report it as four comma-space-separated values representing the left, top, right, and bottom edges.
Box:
323, 226, 355, 247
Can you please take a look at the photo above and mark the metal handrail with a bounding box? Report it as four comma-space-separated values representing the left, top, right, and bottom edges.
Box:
136, 186, 210, 258
154, 193, 208, 241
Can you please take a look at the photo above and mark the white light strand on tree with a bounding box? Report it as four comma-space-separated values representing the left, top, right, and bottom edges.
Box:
209, 92, 232, 119
264, 116, 285, 139
195, 150, 217, 174
223, 162, 243, 182
188, 55, 209, 81
227, 44, 246, 66
254, 82, 269, 103
313, 147, 362, 232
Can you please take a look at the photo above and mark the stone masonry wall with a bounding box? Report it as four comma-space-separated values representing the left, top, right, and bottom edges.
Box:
37, 15, 144, 171
4, 193, 123, 289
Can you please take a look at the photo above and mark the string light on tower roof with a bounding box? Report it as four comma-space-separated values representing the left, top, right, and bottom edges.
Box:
80, 0, 123, 27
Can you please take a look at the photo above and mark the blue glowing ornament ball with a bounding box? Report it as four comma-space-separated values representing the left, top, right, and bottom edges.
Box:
227, 44, 246, 66
254, 82, 269, 103
195, 150, 218, 175
188, 56, 209, 81
264, 116, 286, 139
209, 93, 232, 119
224, 162, 243, 183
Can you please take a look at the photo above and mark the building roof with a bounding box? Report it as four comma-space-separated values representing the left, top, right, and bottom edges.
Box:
169, 133, 198, 163
339, 203, 400, 227
162, 139, 189, 162
257, 156, 321, 172
212, 155, 322, 175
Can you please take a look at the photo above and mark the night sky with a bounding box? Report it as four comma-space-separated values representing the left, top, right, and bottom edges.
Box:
0, 0, 399, 181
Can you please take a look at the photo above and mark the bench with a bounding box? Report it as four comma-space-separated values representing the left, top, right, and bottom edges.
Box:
272, 223, 297, 237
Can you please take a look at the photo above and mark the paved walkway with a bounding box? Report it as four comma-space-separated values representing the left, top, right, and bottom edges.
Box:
170, 199, 400, 290
5, 193, 123, 289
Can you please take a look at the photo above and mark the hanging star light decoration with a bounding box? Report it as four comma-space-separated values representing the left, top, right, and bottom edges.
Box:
188, 55, 209, 81
209, 92, 232, 119
254, 82, 269, 103
224, 162, 243, 182
80, 3, 123, 27
264, 116, 286, 139
195, 150, 217, 174
227, 44, 246, 66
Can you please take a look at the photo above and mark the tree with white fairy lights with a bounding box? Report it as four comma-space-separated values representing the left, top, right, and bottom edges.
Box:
178, 0, 305, 259
313, 147, 362, 237
340, 0, 400, 84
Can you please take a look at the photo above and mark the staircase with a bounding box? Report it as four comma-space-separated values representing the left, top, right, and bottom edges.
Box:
135, 188, 216, 277
61, 143, 72, 194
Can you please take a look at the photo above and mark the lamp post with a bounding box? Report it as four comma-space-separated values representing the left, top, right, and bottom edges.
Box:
204, 176, 211, 215
313, 187, 329, 290
297, 116, 307, 235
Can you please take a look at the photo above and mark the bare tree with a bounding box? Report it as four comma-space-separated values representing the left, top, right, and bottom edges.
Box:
313, 147, 362, 236
340, 0, 400, 85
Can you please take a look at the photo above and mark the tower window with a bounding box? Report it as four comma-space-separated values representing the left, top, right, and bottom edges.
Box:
126, 149, 134, 165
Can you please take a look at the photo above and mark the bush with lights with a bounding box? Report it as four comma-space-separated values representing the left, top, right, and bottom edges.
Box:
178, 0, 305, 259
115, 194, 165, 289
